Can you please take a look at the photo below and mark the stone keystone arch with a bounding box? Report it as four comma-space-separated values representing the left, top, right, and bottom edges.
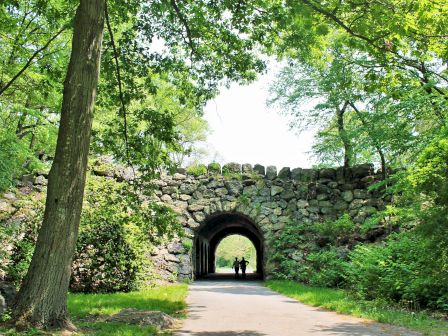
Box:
149, 162, 385, 281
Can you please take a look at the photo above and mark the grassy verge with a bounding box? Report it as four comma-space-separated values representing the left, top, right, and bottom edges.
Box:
0, 283, 188, 336
266, 280, 448, 336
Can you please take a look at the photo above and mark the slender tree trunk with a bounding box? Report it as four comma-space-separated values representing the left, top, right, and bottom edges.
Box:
12, 0, 105, 330
348, 101, 387, 180
336, 101, 351, 168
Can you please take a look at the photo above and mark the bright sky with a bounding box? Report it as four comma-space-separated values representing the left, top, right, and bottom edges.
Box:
201, 63, 316, 170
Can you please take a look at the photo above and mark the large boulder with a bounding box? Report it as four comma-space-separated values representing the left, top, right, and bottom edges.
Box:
106, 308, 178, 329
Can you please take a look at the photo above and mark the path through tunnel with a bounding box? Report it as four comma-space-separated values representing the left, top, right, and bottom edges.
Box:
194, 212, 264, 279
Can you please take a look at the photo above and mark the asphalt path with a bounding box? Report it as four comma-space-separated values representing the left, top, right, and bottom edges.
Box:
175, 279, 421, 336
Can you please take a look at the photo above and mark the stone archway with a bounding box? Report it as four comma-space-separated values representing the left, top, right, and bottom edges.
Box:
194, 212, 264, 278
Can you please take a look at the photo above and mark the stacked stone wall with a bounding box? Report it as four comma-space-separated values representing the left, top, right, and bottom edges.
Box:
151, 162, 388, 280
0, 161, 389, 283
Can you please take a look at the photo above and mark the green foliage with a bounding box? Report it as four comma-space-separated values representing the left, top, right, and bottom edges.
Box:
2, 200, 43, 286
207, 162, 221, 174
306, 248, 347, 288
71, 176, 182, 293
266, 280, 448, 336
407, 129, 448, 206
0, 284, 188, 335
0, 127, 49, 192
182, 239, 193, 252
0, 132, 27, 191
314, 213, 356, 241
186, 164, 208, 177
346, 232, 448, 311
2, 174, 183, 292
215, 235, 256, 269
237, 193, 250, 207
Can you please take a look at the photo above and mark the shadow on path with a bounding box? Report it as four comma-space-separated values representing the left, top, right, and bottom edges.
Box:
201, 272, 263, 281
177, 280, 422, 336
312, 322, 421, 336
176, 331, 266, 336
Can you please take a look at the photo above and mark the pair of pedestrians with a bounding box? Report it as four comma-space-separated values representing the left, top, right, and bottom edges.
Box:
232, 257, 249, 279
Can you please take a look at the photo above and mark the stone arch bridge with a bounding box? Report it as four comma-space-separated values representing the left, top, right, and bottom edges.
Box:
150, 162, 386, 281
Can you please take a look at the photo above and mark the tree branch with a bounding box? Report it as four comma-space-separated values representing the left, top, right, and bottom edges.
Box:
170, 0, 196, 59
0, 26, 66, 96
105, 0, 135, 178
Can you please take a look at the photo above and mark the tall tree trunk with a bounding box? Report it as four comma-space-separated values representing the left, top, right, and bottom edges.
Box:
12, 0, 105, 330
336, 101, 351, 168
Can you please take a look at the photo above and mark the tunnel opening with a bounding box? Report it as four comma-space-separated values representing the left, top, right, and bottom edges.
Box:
215, 235, 257, 274
194, 212, 264, 279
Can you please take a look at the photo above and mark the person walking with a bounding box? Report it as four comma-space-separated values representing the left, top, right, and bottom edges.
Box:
240, 257, 249, 279
232, 257, 240, 279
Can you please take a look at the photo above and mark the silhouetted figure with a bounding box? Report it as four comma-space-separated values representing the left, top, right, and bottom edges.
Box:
240, 257, 249, 279
232, 257, 240, 279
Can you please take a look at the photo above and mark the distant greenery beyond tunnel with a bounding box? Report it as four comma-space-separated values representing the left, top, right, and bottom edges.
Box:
215, 235, 256, 272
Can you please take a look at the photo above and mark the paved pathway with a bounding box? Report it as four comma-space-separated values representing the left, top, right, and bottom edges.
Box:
175, 280, 421, 336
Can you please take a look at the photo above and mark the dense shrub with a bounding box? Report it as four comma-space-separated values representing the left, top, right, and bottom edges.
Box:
314, 213, 356, 242
186, 164, 207, 176
0, 132, 29, 192
270, 219, 348, 286
346, 232, 448, 311
2, 201, 43, 286
0, 129, 51, 192
1, 175, 182, 292
73, 176, 182, 292
306, 248, 347, 288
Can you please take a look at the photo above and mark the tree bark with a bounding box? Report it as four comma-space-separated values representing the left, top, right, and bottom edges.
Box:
348, 101, 387, 180
336, 101, 351, 168
12, 0, 105, 330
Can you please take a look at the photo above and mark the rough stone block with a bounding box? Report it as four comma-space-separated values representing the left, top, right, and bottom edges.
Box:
334, 200, 349, 211
351, 163, 374, 178
167, 242, 184, 254
353, 189, 367, 199
316, 194, 328, 201
280, 189, 295, 200
224, 180, 243, 195
278, 167, 291, 179
106, 308, 177, 329
0, 293, 5, 316
271, 186, 284, 196
242, 163, 253, 174
187, 203, 205, 212
21, 173, 35, 186
160, 194, 173, 203
253, 164, 265, 176
222, 162, 241, 174
300, 169, 317, 182
319, 168, 335, 179
173, 173, 187, 180
176, 167, 187, 175
341, 190, 354, 202
266, 166, 277, 180
192, 211, 206, 222
291, 168, 302, 181
35, 175, 47, 186
318, 200, 332, 207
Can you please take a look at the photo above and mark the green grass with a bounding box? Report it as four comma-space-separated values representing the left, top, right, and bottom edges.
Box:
0, 283, 188, 336
266, 280, 448, 336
